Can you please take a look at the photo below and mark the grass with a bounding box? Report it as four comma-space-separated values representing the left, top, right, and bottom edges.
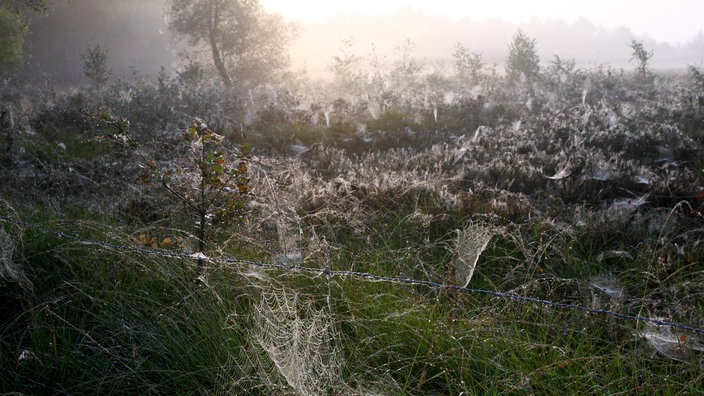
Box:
2, 66, 704, 394
2, 195, 702, 394
1, 231, 264, 394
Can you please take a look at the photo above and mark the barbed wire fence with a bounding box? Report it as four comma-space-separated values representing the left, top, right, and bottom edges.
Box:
2, 214, 704, 395
2, 215, 703, 335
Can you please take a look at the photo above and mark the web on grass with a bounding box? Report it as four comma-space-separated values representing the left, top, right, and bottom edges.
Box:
252, 286, 341, 395
0, 227, 31, 291
453, 222, 493, 288
638, 319, 703, 363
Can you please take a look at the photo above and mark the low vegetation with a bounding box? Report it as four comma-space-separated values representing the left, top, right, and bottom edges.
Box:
1, 35, 704, 395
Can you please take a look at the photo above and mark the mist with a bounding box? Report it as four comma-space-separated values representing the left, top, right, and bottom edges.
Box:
22, 0, 175, 86
17, 1, 704, 87
290, 7, 704, 78
4, 2, 704, 394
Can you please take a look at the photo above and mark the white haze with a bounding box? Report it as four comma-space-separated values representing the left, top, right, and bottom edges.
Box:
23, 0, 704, 84
285, 8, 704, 78
261, 0, 703, 46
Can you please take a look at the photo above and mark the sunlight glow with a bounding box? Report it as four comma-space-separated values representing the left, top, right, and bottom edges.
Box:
260, 0, 704, 45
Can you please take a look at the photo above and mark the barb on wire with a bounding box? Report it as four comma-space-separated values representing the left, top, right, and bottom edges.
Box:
2, 215, 704, 335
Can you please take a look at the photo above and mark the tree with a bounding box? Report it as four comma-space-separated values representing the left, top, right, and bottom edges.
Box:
0, 7, 25, 69
94, 112, 251, 272
505, 30, 540, 84
0, 0, 49, 69
167, 0, 297, 88
453, 43, 484, 85
688, 65, 704, 91
629, 39, 653, 83
0, 1, 49, 12
545, 55, 578, 84
389, 38, 423, 90
330, 36, 365, 94
82, 43, 110, 102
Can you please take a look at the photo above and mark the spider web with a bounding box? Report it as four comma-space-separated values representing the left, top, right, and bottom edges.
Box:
252, 286, 341, 395
0, 227, 31, 291
453, 222, 493, 288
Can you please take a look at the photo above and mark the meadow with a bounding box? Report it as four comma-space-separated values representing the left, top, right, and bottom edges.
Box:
1, 61, 704, 394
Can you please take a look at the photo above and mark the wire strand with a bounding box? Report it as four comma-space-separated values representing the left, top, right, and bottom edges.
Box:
2, 215, 703, 335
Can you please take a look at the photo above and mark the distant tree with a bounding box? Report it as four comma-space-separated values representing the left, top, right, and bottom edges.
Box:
688, 65, 704, 91
82, 43, 110, 102
330, 37, 365, 94
505, 30, 540, 84
365, 42, 387, 95
629, 39, 653, 83
167, 0, 297, 88
545, 55, 578, 83
0, 0, 49, 69
389, 38, 423, 89
0, 7, 25, 69
453, 43, 484, 85
0, 0, 49, 12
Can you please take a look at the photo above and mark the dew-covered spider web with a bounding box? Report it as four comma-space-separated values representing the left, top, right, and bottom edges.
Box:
251, 285, 341, 395
0, 225, 30, 291
453, 221, 494, 288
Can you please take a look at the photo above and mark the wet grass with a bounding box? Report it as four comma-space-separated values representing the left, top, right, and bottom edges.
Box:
2, 193, 702, 394
1, 68, 703, 394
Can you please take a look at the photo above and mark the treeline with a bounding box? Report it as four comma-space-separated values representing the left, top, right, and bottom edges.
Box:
4, 0, 704, 88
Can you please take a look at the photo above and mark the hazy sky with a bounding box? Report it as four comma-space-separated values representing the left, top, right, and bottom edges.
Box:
260, 0, 703, 45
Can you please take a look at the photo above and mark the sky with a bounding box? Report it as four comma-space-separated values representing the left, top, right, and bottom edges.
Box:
259, 0, 704, 45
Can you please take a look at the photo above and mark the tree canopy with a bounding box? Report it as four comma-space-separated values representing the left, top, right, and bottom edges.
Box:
82, 43, 110, 101
167, 0, 297, 88
505, 30, 540, 84
629, 39, 654, 83
0, 0, 49, 69
0, 0, 49, 13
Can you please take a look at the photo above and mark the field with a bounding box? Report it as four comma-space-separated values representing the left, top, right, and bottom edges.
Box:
1, 64, 704, 394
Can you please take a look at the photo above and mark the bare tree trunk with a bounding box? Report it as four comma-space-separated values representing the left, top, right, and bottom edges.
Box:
208, 0, 233, 88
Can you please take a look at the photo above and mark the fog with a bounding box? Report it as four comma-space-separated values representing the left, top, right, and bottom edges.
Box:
23, 0, 175, 85
20, 1, 704, 85
291, 8, 704, 77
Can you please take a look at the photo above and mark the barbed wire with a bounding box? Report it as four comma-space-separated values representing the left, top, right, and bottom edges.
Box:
2, 215, 704, 335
